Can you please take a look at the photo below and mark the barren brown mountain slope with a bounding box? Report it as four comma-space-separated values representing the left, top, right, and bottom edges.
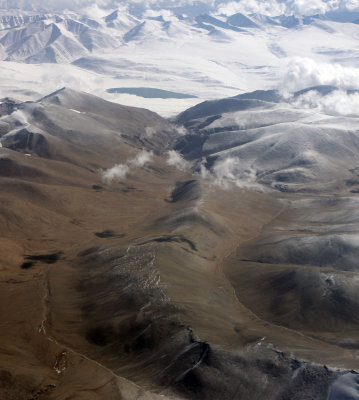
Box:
0, 89, 358, 400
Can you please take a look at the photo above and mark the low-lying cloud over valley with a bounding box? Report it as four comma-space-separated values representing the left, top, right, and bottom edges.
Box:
102, 150, 153, 183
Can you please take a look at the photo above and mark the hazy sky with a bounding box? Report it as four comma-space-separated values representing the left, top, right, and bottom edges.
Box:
1, 0, 359, 16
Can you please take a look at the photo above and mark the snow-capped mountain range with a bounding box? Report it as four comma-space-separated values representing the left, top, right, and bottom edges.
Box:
0, 3, 359, 117
1, 7, 359, 64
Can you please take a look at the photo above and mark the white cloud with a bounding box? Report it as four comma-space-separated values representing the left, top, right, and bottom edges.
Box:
216, 0, 359, 16
2, 0, 359, 16
217, 0, 285, 17
82, 3, 110, 17
292, 89, 359, 116
0, 0, 105, 11
129, 150, 153, 167
327, 0, 359, 11
280, 57, 359, 92
11, 110, 29, 126
286, 0, 329, 15
174, 125, 188, 136
102, 163, 129, 183
200, 156, 262, 190
166, 150, 192, 171
102, 150, 153, 183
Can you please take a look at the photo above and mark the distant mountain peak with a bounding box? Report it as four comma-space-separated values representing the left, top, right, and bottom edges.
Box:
227, 12, 259, 28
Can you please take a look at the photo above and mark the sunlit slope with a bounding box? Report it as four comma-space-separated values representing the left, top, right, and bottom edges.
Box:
175, 87, 359, 193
